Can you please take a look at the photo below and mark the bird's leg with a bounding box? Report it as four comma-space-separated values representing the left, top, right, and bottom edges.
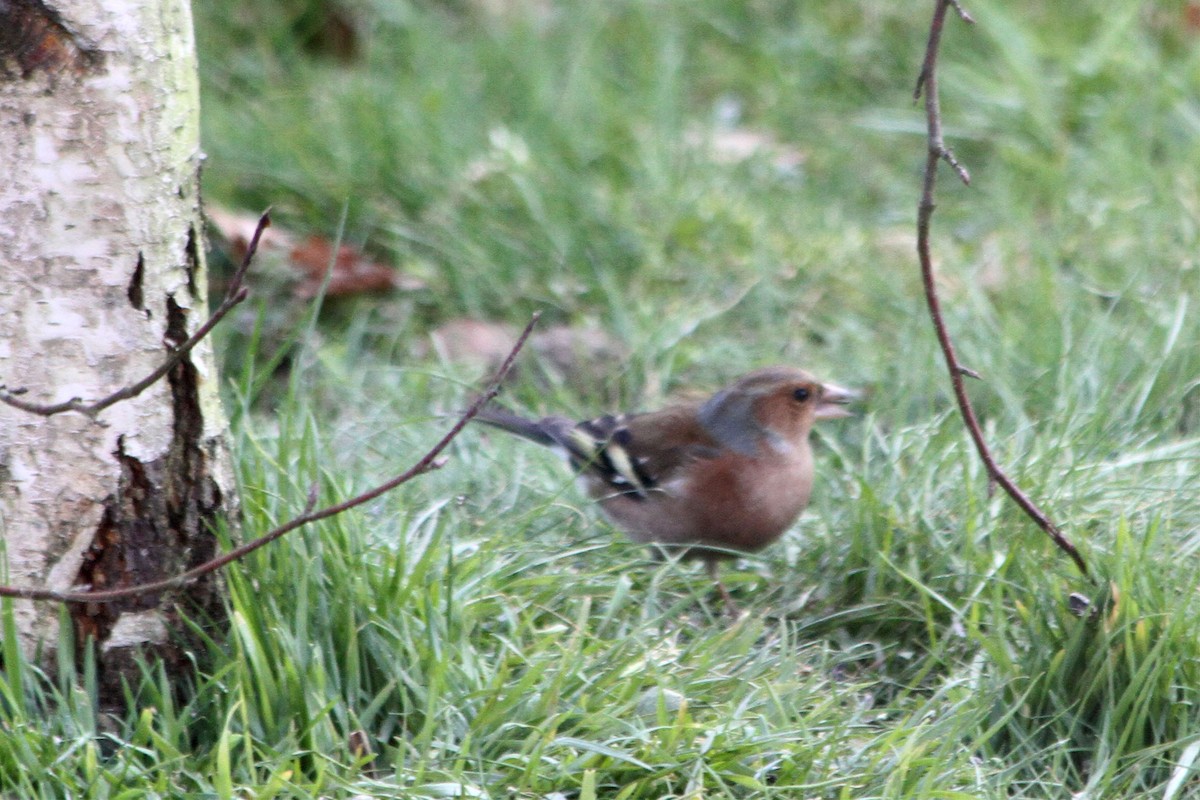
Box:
707, 558, 741, 619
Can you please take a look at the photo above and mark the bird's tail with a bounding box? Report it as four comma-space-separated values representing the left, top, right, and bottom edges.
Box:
473, 405, 560, 447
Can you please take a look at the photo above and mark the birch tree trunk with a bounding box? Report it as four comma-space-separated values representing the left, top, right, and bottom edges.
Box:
0, 0, 233, 700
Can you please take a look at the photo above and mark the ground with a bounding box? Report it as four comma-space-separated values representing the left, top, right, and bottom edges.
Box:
4, 1, 1200, 797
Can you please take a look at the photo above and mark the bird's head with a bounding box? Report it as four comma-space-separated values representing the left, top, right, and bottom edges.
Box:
699, 367, 858, 454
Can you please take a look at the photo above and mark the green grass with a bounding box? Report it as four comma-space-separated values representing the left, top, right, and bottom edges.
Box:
4, 0, 1200, 796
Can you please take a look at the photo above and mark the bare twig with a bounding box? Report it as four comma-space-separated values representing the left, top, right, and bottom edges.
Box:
947, 0, 975, 23
914, 0, 1087, 576
0, 312, 541, 604
0, 211, 271, 418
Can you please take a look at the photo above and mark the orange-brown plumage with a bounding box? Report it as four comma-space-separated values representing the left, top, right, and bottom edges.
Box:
475, 366, 856, 614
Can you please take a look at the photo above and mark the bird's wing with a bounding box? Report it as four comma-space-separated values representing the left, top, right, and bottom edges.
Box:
476, 401, 721, 499
549, 403, 719, 499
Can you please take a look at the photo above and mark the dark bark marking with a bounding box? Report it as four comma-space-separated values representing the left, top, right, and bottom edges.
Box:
183, 224, 200, 299
127, 252, 146, 313
0, 0, 102, 80
69, 295, 227, 705
72, 442, 163, 643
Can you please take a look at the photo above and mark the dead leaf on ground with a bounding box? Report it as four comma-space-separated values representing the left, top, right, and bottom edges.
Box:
289, 234, 419, 299
206, 205, 425, 299
1186, 3, 1200, 33
424, 318, 629, 395
427, 319, 520, 367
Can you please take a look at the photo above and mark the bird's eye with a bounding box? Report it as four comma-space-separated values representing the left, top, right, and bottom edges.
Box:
792, 387, 811, 403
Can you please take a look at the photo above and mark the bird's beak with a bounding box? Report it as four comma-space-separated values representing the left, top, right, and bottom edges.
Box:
815, 383, 859, 419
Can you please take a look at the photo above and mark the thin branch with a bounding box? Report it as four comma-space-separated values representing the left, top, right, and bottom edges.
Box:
0, 312, 540, 604
947, 0, 975, 23
913, 4, 972, 187
0, 211, 271, 418
913, 0, 1088, 576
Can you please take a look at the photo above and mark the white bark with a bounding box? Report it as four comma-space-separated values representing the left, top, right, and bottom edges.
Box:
0, 0, 231, 666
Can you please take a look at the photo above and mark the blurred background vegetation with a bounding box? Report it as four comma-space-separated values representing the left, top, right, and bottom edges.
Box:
4, 1, 1200, 797
197, 0, 1200, 423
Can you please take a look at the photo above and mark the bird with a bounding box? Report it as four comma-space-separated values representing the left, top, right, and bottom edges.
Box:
474, 366, 857, 615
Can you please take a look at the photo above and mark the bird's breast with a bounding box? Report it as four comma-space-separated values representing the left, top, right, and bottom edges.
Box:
589, 448, 815, 552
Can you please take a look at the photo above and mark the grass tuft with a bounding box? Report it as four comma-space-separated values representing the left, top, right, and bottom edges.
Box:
2, 0, 1198, 797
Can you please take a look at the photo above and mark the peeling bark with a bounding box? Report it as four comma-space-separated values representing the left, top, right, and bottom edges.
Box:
0, 0, 103, 79
0, 0, 234, 706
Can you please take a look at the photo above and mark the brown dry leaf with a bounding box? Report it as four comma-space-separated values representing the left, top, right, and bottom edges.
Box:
427, 319, 520, 368
531, 324, 628, 387
206, 205, 297, 256
289, 235, 401, 299
206, 205, 425, 299
347, 728, 373, 761
425, 318, 628, 396
296, 4, 360, 62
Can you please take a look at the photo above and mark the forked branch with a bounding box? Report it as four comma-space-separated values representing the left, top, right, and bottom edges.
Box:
0, 312, 539, 603
914, 0, 1088, 576
0, 212, 271, 418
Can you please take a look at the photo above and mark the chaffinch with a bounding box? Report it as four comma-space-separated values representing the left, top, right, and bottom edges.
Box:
476, 366, 857, 614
